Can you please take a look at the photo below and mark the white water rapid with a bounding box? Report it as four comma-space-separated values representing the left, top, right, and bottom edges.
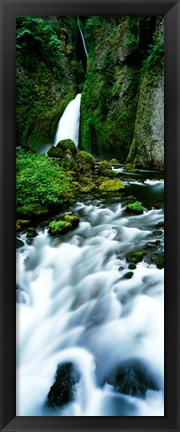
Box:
54, 93, 81, 148
16, 189, 164, 416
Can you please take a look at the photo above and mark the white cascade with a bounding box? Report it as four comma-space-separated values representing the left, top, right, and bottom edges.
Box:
77, 17, 88, 58
54, 93, 81, 148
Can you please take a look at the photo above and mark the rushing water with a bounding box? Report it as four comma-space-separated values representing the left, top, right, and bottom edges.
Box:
16, 175, 164, 416
54, 94, 81, 148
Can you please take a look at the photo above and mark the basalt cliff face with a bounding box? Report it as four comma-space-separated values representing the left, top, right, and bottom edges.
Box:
16, 16, 164, 169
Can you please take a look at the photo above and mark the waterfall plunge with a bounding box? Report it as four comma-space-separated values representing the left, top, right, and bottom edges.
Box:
54, 93, 81, 148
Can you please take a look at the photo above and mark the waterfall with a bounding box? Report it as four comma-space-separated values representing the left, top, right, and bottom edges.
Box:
77, 17, 88, 58
54, 93, 81, 148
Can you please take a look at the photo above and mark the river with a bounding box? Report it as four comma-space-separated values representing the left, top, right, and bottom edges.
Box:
16, 171, 164, 416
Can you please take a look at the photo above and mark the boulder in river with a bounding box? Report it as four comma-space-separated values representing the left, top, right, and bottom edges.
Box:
47, 362, 80, 408
126, 251, 145, 264
105, 360, 158, 398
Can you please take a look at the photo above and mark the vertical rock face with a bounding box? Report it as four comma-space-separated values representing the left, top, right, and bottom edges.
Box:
80, 16, 164, 169
127, 19, 164, 170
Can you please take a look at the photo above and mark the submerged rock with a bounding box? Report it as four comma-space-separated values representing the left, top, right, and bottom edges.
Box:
16, 287, 30, 305
105, 360, 158, 398
47, 362, 80, 408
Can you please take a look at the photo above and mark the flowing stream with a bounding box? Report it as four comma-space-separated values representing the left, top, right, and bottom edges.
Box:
54, 93, 81, 147
16, 175, 164, 416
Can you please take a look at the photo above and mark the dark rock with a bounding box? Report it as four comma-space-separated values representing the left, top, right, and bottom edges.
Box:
153, 230, 163, 236
26, 227, 37, 238
16, 238, 24, 249
152, 254, 164, 269
146, 241, 158, 248
123, 272, 134, 279
128, 263, 136, 270
47, 362, 80, 408
106, 360, 158, 398
126, 251, 144, 264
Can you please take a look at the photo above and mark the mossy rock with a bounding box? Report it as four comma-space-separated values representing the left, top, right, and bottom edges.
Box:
81, 183, 97, 193
26, 227, 38, 238
110, 158, 120, 165
48, 139, 77, 159
126, 251, 145, 264
152, 254, 164, 269
97, 161, 115, 177
128, 263, 137, 270
16, 219, 30, 231
75, 151, 95, 175
18, 204, 49, 218
99, 178, 125, 192
126, 201, 145, 214
64, 214, 79, 228
49, 220, 72, 236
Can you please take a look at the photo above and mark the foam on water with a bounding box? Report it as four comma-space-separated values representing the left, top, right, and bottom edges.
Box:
16, 200, 164, 416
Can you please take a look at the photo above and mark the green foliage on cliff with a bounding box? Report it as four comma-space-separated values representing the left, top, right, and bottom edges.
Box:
16, 16, 80, 149
16, 150, 74, 216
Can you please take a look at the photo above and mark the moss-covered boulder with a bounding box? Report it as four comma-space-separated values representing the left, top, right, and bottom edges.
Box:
81, 183, 97, 193
26, 227, 38, 238
152, 254, 164, 269
75, 151, 95, 176
16, 219, 30, 232
126, 251, 145, 264
48, 139, 77, 159
110, 158, 120, 165
99, 178, 125, 192
49, 220, 72, 236
97, 161, 115, 177
64, 214, 79, 228
126, 201, 145, 214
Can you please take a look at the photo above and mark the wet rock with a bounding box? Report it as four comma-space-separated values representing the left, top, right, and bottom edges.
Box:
47, 362, 80, 408
16, 238, 24, 249
153, 230, 163, 236
63, 214, 79, 228
16, 288, 30, 305
146, 240, 160, 248
126, 251, 144, 264
123, 272, 134, 279
106, 361, 158, 398
152, 254, 164, 269
26, 227, 38, 238
128, 263, 136, 270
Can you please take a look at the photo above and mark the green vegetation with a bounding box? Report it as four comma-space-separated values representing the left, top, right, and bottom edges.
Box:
97, 161, 114, 177
16, 149, 75, 216
49, 220, 72, 236
127, 201, 144, 213
16, 16, 81, 149
99, 178, 125, 192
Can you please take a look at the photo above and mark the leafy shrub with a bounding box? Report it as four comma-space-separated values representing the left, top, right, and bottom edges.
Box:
16, 149, 74, 216
127, 201, 144, 212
